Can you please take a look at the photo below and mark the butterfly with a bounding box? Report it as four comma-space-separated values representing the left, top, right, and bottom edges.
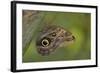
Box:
36, 25, 75, 56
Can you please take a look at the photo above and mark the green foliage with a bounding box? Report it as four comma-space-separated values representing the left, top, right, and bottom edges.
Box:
23, 11, 91, 62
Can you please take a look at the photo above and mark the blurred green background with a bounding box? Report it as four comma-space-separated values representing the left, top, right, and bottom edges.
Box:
22, 10, 91, 63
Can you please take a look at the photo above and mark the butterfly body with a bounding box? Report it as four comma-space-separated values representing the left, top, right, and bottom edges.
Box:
36, 25, 75, 56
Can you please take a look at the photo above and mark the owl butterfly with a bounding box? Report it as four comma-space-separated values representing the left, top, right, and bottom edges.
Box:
36, 25, 75, 56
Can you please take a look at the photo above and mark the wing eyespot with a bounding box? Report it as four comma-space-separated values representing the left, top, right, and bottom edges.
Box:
41, 39, 49, 47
